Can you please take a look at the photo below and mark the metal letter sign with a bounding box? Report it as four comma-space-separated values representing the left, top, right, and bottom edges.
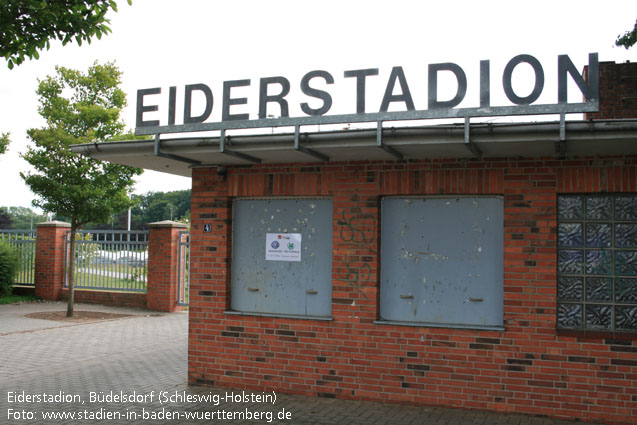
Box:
135, 53, 599, 136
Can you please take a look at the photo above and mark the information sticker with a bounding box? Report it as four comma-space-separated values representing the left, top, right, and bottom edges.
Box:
265, 233, 302, 262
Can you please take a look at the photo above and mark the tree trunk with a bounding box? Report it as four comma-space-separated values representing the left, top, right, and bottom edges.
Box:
66, 223, 77, 317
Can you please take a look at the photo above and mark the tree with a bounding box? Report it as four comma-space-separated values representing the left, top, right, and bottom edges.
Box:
0, 132, 9, 154
131, 190, 191, 227
21, 62, 142, 316
616, 19, 637, 49
146, 199, 177, 223
1, 0, 132, 69
1, 206, 48, 229
0, 210, 12, 229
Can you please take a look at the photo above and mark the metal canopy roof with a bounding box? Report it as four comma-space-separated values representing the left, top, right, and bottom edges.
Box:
69, 120, 637, 178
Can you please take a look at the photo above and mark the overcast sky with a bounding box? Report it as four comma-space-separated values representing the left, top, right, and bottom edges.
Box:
0, 0, 634, 211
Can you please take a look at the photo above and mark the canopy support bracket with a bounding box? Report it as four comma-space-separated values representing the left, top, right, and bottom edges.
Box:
464, 117, 482, 158
154, 134, 202, 166
377, 121, 403, 161
294, 125, 329, 162
220, 130, 262, 163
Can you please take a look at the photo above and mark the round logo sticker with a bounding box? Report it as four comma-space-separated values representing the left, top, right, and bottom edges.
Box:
271, 241, 280, 249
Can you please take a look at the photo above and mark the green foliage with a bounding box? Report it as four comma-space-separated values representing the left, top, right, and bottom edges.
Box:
0, 210, 11, 229
0, 241, 19, 296
86, 189, 191, 230
1, 0, 132, 69
0, 206, 47, 229
0, 132, 10, 154
109, 132, 153, 142
20, 61, 141, 316
0, 294, 40, 305
21, 61, 142, 230
136, 190, 191, 225
616, 19, 637, 49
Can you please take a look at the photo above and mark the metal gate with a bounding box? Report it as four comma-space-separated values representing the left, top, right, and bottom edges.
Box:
64, 230, 149, 292
0, 230, 36, 286
177, 230, 190, 306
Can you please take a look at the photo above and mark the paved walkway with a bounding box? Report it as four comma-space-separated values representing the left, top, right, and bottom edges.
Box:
0, 302, 598, 425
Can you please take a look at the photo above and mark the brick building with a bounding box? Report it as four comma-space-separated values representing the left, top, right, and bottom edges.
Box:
72, 60, 637, 424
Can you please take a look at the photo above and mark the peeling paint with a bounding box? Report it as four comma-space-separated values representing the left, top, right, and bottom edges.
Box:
472, 224, 484, 234
401, 249, 448, 262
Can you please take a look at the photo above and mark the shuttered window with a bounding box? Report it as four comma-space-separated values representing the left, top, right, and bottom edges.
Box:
379, 196, 504, 329
230, 198, 333, 318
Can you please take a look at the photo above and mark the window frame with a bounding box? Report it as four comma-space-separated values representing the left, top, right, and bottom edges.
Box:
557, 193, 637, 334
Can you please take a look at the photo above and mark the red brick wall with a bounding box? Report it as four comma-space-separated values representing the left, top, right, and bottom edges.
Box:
34, 221, 184, 313
188, 157, 637, 424
60, 288, 147, 309
585, 61, 637, 120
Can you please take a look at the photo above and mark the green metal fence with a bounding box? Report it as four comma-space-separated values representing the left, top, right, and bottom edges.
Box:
65, 230, 149, 292
0, 230, 37, 286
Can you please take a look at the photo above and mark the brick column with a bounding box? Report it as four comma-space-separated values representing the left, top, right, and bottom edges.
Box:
35, 221, 70, 301
147, 220, 188, 312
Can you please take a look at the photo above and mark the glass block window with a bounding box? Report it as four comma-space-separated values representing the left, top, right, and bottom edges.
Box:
557, 194, 637, 332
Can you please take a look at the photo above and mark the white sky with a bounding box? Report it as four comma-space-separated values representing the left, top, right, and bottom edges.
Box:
0, 0, 634, 210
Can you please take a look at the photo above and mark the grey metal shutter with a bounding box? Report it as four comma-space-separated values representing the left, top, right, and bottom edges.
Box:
231, 198, 333, 317
380, 197, 503, 328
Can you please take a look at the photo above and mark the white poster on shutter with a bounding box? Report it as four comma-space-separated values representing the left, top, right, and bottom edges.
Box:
266, 233, 302, 261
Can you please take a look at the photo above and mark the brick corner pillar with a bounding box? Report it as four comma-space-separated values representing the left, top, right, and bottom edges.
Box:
147, 220, 188, 312
35, 221, 71, 301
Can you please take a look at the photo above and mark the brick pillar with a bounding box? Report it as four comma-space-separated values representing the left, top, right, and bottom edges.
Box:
147, 220, 188, 312
35, 221, 70, 301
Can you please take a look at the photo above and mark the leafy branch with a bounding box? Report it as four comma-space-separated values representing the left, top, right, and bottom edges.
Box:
1, 0, 132, 69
